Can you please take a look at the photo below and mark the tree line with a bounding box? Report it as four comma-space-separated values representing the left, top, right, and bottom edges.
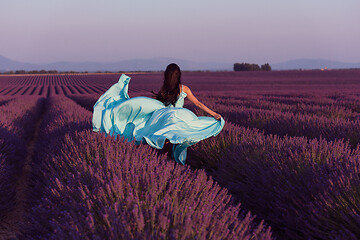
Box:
1, 70, 67, 74
0, 70, 125, 75
234, 62, 271, 71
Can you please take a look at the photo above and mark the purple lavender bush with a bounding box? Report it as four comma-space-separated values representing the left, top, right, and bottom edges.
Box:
213, 94, 359, 121
29, 96, 92, 198
0, 96, 44, 224
28, 131, 272, 239
22, 96, 272, 239
0, 96, 44, 142
189, 122, 360, 239
0, 136, 16, 221
198, 100, 360, 148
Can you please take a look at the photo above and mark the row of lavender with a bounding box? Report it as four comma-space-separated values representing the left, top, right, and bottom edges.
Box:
0, 73, 151, 96
188, 92, 360, 148
20, 96, 271, 239
205, 93, 360, 120
68, 90, 360, 149
64, 92, 360, 239
0, 83, 148, 96
0, 96, 44, 227
2, 70, 360, 87
0, 74, 118, 86
187, 120, 360, 239
0, 84, 108, 96
2, 69, 360, 97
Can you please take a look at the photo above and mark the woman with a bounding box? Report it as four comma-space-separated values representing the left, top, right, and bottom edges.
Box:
92, 63, 224, 164
153, 63, 222, 120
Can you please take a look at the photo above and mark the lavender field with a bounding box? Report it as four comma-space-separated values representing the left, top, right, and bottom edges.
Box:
0, 70, 360, 239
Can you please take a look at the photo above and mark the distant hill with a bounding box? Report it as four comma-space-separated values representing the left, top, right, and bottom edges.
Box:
0, 55, 40, 72
2, 55, 360, 72
0, 55, 232, 72
272, 59, 360, 70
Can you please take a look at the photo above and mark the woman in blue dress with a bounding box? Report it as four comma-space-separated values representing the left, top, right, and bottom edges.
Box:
92, 63, 224, 164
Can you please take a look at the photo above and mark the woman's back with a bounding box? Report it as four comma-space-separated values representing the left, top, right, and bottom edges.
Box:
169, 85, 187, 108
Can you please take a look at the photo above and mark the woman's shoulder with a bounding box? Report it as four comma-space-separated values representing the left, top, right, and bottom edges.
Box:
181, 84, 191, 93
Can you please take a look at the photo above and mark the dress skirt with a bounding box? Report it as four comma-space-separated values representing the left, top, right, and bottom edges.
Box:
92, 74, 225, 164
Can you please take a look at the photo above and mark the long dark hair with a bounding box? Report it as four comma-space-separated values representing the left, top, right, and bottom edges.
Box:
153, 63, 182, 106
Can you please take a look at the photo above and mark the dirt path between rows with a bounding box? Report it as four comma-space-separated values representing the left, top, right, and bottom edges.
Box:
0, 100, 46, 239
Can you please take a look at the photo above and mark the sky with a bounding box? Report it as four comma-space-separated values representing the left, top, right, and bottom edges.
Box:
0, 0, 359, 65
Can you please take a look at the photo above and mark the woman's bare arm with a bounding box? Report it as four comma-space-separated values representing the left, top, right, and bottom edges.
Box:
182, 85, 222, 120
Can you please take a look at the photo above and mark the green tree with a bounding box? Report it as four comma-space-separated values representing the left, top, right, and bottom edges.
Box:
261, 63, 272, 71
234, 62, 271, 71
234, 62, 261, 71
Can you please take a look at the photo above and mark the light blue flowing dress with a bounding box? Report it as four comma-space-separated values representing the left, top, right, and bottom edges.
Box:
92, 74, 225, 164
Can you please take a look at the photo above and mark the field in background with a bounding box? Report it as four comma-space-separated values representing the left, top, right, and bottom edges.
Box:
0, 70, 359, 239
1, 70, 360, 96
